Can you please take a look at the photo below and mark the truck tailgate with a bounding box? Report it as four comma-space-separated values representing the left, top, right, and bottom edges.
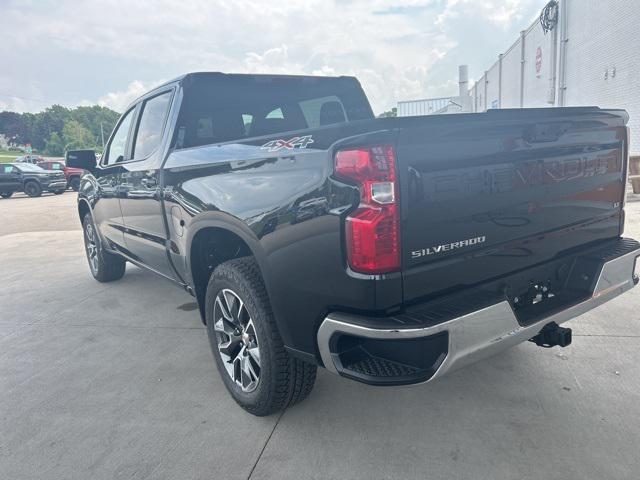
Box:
395, 107, 629, 303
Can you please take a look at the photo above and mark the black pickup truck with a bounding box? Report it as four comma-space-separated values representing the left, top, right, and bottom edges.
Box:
0, 162, 67, 198
68, 73, 640, 416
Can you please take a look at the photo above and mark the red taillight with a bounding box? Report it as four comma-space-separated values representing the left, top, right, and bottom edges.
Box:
335, 145, 400, 274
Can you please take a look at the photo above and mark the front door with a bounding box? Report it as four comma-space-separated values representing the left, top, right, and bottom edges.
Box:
117, 89, 176, 279
92, 106, 136, 251
0, 164, 22, 193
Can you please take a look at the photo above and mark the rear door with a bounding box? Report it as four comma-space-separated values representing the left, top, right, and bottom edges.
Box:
118, 89, 176, 279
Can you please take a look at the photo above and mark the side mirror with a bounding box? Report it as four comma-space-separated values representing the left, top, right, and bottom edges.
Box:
66, 150, 97, 171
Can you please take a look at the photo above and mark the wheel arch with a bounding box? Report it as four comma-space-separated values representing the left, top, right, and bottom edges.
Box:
23, 178, 41, 187
185, 215, 271, 324
78, 198, 92, 222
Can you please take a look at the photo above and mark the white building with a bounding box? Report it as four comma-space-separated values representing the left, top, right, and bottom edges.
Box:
398, 0, 640, 154
398, 65, 472, 117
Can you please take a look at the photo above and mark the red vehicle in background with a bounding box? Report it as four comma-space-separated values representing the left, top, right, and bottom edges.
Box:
38, 160, 84, 191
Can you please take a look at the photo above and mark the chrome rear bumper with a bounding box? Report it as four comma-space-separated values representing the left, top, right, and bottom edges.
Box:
318, 243, 640, 385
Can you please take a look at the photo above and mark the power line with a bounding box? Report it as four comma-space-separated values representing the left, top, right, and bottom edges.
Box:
0, 92, 53, 105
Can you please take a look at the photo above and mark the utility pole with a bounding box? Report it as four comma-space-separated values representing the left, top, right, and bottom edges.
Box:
100, 122, 105, 148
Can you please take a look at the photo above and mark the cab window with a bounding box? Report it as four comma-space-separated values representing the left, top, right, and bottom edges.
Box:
173, 76, 373, 149
103, 108, 135, 166
299, 95, 346, 128
131, 91, 173, 159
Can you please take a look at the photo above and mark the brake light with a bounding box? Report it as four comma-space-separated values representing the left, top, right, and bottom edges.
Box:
334, 145, 400, 274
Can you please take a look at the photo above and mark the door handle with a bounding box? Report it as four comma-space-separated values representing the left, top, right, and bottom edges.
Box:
141, 177, 157, 188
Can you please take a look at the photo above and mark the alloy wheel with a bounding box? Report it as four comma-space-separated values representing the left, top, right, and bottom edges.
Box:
84, 222, 99, 273
213, 289, 261, 392
25, 183, 38, 196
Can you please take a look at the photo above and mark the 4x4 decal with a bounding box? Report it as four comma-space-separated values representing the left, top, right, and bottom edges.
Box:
261, 135, 314, 152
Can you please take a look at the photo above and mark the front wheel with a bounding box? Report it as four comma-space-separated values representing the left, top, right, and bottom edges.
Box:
70, 177, 80, 191
205, 257, 317, 416
82, 214, 126, 282
53, 189, 65, 195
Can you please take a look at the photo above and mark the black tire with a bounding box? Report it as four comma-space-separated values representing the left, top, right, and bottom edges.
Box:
70, 177, 80, 192
0, 192, 12, 198
53, 189, 65, 195
205, 257, 317, 416
24, 181, 42, 197
82, 213, 126, 282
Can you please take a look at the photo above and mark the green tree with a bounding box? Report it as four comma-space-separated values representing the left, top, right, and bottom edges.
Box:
378, 107, 397, 118
0, 111, 28, 144
71, 106, 120, 147
44, 131, 65, 156
0, 104, 120, 152
61, 120, 95, 152
32, 105, 70, 150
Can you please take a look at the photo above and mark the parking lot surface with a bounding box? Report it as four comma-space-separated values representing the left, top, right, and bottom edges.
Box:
1, 191, 640, 480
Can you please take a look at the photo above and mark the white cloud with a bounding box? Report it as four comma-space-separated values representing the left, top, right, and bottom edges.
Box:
438, 0, 539, 28
0, 0, 544, 114
97, 80, 165, 112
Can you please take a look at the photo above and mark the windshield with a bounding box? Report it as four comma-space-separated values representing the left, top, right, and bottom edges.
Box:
15, 163, 46, 172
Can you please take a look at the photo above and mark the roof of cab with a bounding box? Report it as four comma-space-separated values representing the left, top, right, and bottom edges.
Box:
125, 72, 360, 111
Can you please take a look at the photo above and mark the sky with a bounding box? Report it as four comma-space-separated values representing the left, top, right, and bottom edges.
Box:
0, 0, 544, 115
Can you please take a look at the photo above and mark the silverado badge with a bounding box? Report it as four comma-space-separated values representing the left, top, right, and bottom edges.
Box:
412, 236, 486, 259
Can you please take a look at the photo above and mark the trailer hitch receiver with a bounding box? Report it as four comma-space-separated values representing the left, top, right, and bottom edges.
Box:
529, 322, 572, 348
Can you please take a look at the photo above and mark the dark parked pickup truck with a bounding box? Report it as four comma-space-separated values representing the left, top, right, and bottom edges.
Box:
69, 73, 640, 416
0, 162, 67, 198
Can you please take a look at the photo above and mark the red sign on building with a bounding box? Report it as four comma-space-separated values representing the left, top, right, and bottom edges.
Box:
535, 47, 543, 75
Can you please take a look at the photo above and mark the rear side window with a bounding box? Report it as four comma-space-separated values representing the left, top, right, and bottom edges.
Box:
132, 91, 172, 159
242, 114, 253, 135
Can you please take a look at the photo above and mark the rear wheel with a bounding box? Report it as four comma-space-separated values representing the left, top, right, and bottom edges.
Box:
82, 214, 126, 282
53, 189, 65, 195
205, 257, 317, 416
24, 181, 42, 197
0, 192, 12, 199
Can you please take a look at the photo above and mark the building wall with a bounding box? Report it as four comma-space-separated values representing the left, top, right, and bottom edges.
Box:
474, 18, 555, 110
486, 61, 501, 109
500, 39, 522, 108
467, 0, 639, 153
476, 74, 487, 112
397, 97, 451, 117
521, 21, 554, 108
398, 0, 639, 153
563, 0, 640, 153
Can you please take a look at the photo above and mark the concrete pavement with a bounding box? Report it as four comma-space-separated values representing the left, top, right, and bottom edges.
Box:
1, 192, 640, 479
